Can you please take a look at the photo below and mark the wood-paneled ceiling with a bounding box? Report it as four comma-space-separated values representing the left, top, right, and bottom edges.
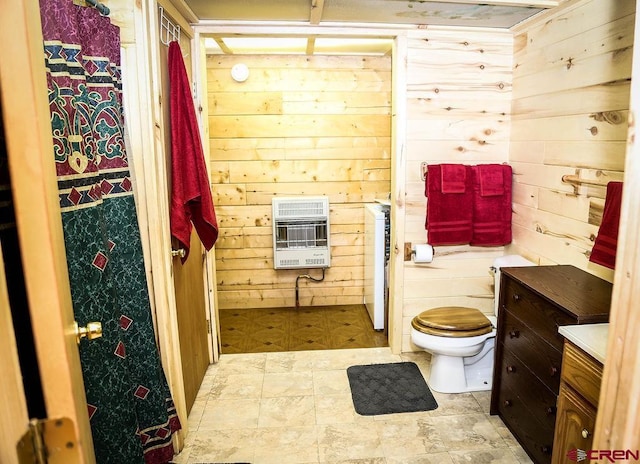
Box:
183, 0, 561, 55
188, 0, 558, 27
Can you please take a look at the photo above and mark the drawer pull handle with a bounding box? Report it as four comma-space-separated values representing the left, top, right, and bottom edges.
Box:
513, 294, 521, 302
509, 330, 520, 339
582, 429, 591, 439
506, 365, 516, 374
549, 366, 558, 376
541, 445, 552, 455
503, 400, 512, 407
546, 406, 557, 415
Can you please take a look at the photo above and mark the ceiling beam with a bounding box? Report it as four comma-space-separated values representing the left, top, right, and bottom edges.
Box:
306, 37, 316, 55
215, 38, 233, 54
310, 0, 325, 25
413, 0, 558, 7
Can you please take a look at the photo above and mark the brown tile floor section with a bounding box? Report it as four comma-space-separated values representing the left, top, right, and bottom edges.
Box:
219, 304, 388, 353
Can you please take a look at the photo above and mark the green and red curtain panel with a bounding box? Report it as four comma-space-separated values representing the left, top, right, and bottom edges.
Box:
39, 0, 180, 462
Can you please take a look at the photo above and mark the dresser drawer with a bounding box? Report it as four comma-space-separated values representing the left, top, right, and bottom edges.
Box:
498, 377, 555, 464
502, 309, 562, 393
502, 278, 575, 352
499, 346, 558, 431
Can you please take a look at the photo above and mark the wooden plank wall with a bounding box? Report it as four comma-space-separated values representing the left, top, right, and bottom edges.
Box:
206, 54, 392, 309
509, 0, 633, 281
401, 28, 514, 352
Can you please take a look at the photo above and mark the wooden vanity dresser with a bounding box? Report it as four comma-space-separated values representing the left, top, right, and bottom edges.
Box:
490, 265, 612, 464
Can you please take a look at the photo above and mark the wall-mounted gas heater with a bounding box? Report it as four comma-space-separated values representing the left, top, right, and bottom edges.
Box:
272, 196, 330, 269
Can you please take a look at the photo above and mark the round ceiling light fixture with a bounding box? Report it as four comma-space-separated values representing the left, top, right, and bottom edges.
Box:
231, 63, 249, 82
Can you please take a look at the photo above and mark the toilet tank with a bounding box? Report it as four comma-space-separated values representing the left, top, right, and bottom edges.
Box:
491, 255, 536, 316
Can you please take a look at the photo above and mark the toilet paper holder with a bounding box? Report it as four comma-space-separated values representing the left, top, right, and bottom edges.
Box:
412, 244, 434, 263
404, 242, 434, 263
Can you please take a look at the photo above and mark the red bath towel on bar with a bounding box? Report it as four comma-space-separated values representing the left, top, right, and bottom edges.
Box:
470, 164, 512, 246
589, 181, 623, 270
168, 41, 218, 262
425, 164, 473, 245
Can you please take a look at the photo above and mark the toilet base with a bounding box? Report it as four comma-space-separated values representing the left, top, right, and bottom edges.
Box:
427, 339, 495, 394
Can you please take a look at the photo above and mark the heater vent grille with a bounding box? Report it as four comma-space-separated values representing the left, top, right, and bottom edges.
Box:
272, 196, 330, 269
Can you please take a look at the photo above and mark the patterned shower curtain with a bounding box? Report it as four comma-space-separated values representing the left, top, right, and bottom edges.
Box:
39, 1, 180, 463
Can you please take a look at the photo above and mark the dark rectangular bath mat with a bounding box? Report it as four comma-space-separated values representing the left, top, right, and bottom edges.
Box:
347, 361, 438, 416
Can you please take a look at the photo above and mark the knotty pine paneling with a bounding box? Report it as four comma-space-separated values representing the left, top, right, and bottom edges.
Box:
207, 54, 391, 309
401, 27, 514, 352
509, 0, 633, 282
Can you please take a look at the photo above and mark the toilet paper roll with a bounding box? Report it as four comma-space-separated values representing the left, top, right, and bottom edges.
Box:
413, 244, 434, 263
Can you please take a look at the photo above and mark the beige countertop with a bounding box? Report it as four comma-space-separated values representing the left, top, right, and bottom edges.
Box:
558, 323, 609, 364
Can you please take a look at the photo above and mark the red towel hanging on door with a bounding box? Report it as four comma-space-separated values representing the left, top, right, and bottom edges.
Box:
168, 41, 218, 262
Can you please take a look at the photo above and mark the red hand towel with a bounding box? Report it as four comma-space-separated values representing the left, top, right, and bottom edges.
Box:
478, 163, 504, 196
168, 41, 218, 262
470, 164, 512, 246
441, 164, 467, 193
589, 181, 623, 270
425, 164, 473, 245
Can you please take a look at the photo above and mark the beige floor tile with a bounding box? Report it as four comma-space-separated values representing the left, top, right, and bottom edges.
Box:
258, 395, 316, 427
210, 372, 264, 399
386, 453, 454, 464
217, 352, 268, 373
428, 413, 507, 452
186, 396, 207, 430
171, 348, 533, 464
315, 394, 361, 425
318, 423, 385, 462
265, 350, 316, 373
262, 371, 314, 397
253, 426, 319, 464
472, 390, 492, 413
313, 370, 351, 395
377, 416, 448, 457
487, 414, 522, 448
198, 397, 260, 430
188, 428, 257, 463
449, 447, 524, 463
429, 391, 484, 416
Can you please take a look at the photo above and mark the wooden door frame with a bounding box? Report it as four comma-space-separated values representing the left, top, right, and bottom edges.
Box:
119, 0, 190, 444
192, 30, 221, 362
193, 22, 408, 354
593, 0, 640, 451
120, 0, 221, 444
0, 250, 31, 463
0, 0, 94, 461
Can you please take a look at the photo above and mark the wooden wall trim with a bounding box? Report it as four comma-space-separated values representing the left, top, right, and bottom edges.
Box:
194, 30, 220, 363
158, 0, 196, 39
195, 23, 410, 38
425, 0, 558, 7
594, 0, 640, 451
389, 32, 408, 354
159, 0, 198, 26
123, 0, 189, 445
0, 250, 31, 463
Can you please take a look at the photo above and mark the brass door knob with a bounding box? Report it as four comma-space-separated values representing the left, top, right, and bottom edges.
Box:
171, 248, 186, 258
74, 321, 103, 344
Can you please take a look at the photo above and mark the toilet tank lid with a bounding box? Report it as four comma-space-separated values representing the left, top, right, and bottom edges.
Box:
493, 255, 535, 270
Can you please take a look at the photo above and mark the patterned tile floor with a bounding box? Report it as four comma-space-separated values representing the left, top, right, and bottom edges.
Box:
219, 304, 388, 354
171, 347, 534, 464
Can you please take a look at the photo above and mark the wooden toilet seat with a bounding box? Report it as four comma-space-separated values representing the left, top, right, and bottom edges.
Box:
411, 306, 493, 338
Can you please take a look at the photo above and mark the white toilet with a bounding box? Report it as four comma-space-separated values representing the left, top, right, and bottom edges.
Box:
410, 255, 535, 394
